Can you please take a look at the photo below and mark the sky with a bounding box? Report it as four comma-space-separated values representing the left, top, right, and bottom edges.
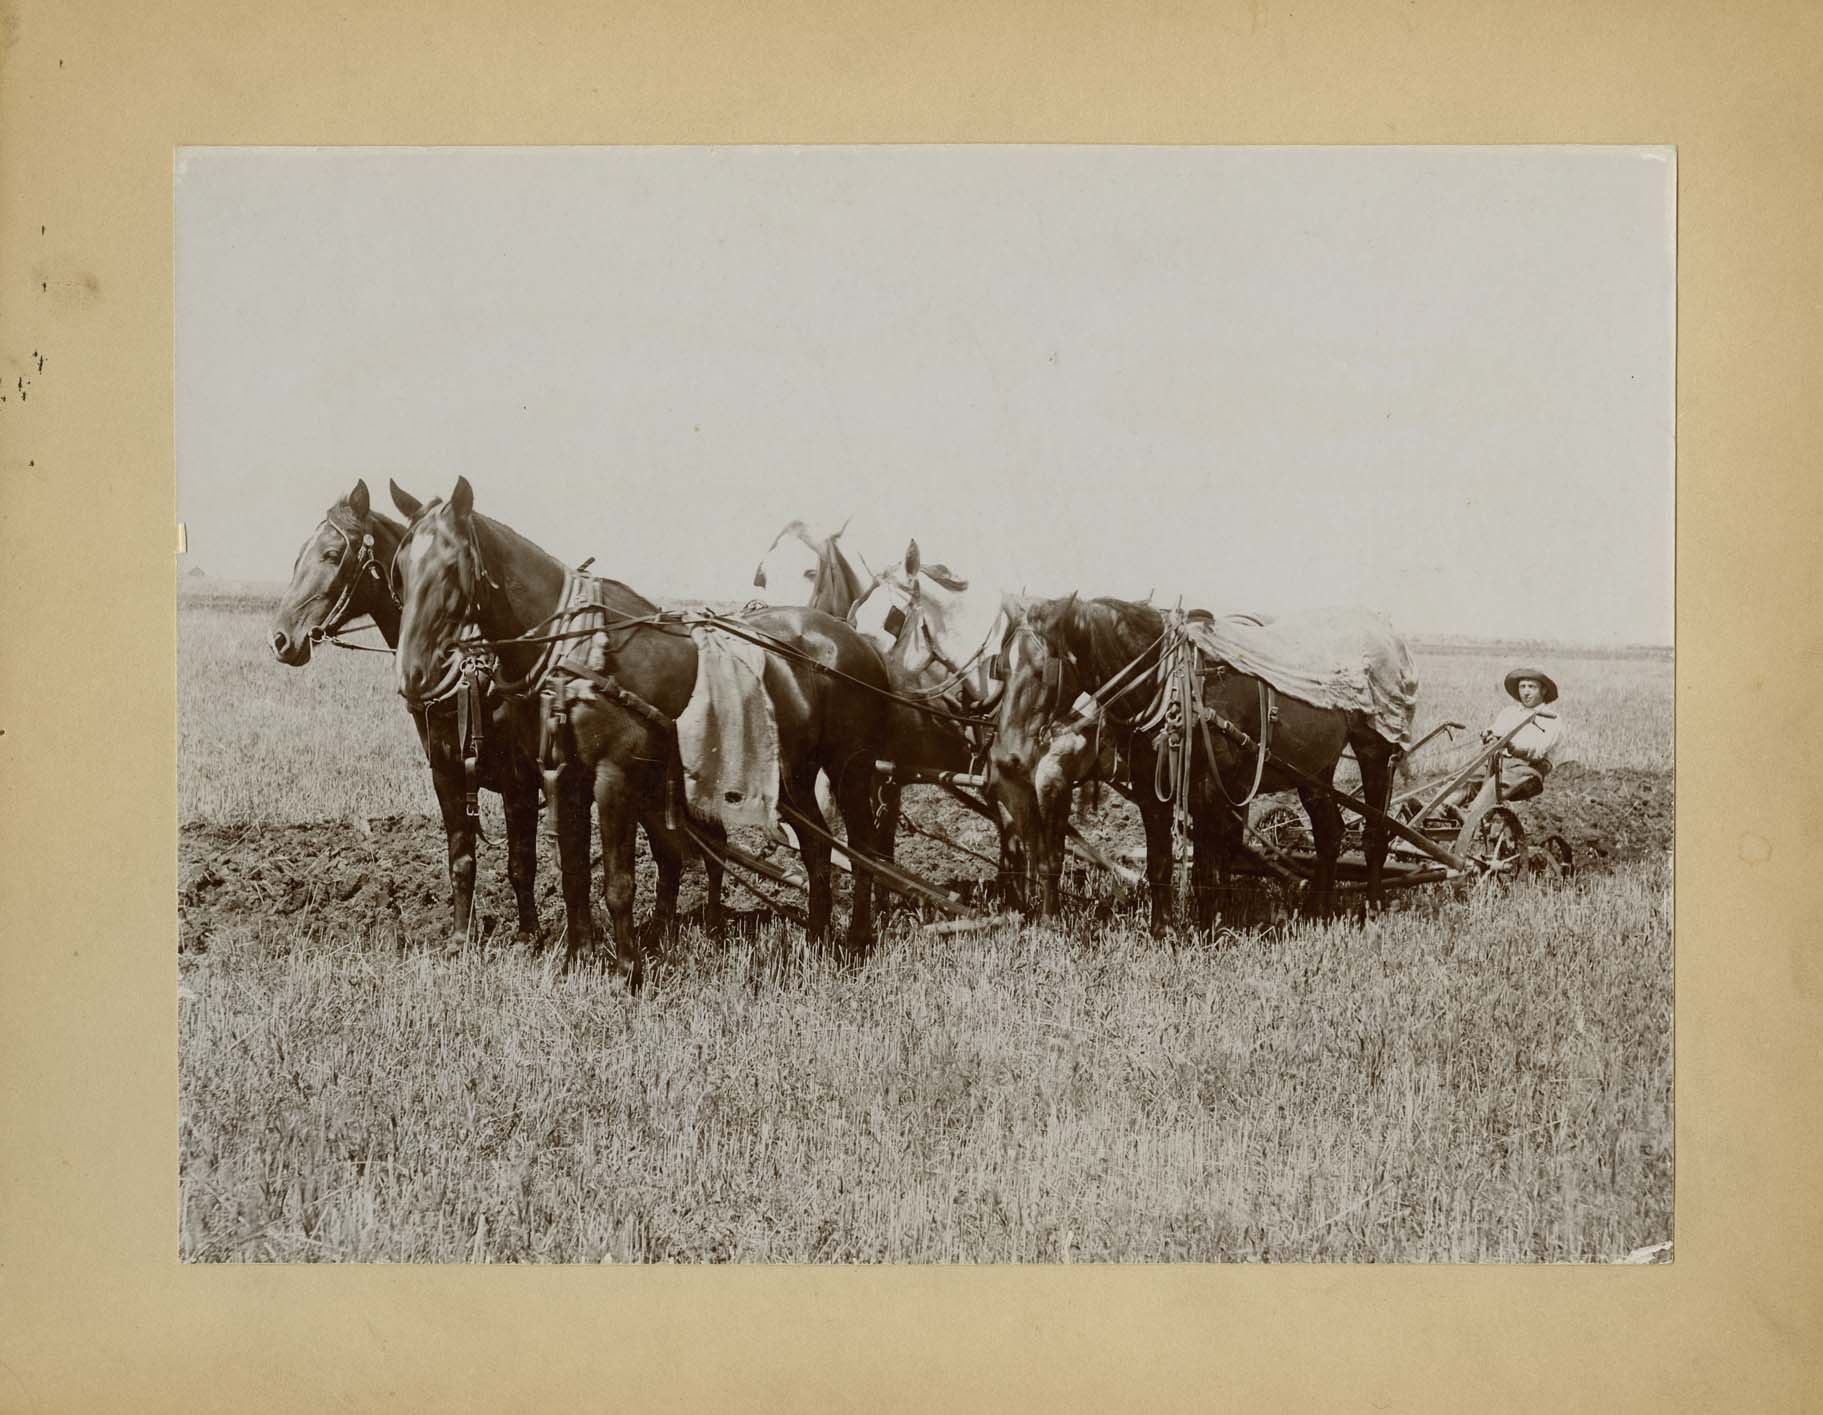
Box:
176, 146, 1673, 645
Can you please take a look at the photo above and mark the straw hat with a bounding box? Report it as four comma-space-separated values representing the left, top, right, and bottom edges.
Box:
1504, 667, 1559, 704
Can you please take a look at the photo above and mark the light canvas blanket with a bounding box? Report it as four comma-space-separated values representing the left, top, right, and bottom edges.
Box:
675, 626, 783, 832
1184, 607, 1419, 747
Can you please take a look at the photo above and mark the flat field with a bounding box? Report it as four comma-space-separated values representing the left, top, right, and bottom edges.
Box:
178, 586, 1674, 1262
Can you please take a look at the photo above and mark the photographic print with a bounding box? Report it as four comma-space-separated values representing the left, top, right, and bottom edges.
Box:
176, 146, 1673, 1263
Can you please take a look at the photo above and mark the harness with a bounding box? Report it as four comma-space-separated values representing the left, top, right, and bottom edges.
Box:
1139, 627, 1277, 848
1005, 609, 1276, 853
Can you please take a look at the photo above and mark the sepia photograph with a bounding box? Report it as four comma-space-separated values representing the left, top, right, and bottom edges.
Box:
176, 145, 1674, 1264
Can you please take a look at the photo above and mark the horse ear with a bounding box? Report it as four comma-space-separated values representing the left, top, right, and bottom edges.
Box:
904, 539, 921, 576
450, 476, 474, 520
347, 479, 370, 519
389, 480, 423, 520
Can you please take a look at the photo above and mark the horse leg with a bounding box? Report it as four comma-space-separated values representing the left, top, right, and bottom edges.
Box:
870, 775, 902, 926
1138, 795, 1174, 937
1189, 803, 1231, 935
1298, 785, 1343, 917
554, 771, 595, 974
593, 765, 643, 989
1355, 740, 1395, 911
643, 815, 683, 944
833, 757, 879, 961
429, 760, 479, 951
699, 822, 726, 943
786, 769, 836, 948
503, 772, 542, 944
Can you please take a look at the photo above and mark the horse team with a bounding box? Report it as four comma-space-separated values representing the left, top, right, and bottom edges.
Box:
271, 478, 1408, 985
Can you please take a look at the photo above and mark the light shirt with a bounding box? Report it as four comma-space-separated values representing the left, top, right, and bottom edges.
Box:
1490, 701, 1564, 768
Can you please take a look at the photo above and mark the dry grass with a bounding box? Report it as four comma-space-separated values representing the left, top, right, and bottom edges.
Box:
179, 860, 1671, 1263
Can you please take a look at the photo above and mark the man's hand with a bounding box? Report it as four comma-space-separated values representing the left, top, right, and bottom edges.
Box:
1480, 729, 1496, 744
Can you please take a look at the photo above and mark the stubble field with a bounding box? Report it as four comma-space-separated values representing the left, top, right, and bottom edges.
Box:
178, 584, 1674, 1263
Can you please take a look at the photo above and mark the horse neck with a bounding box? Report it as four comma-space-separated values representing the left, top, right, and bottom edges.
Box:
1062, 598, 1164, 711
470, 514, 570, 677
359, 512, 406, 647
922, 581, 1000, 665
815, 540, 868, 619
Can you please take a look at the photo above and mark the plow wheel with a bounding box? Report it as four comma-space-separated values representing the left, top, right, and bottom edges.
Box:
1464, 806, 1525, 890
1529, 833, 1576, 881
1249, 802, 1312, 857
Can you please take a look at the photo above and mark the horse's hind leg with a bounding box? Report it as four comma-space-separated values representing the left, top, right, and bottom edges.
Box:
1354, 737, 1396, 910
1297, 784, 1343, 917
787, 768, 840, 949
643, 815, 683, 943
832, 755, 879, 960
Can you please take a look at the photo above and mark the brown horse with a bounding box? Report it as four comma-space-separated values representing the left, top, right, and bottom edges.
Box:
270, 480, 545, 945
393, 477, 892, 983
991, 595, 1404, 930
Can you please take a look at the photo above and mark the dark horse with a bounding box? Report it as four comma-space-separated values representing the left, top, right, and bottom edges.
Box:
990, 595, 1404, 931
393, 477, 892, 983
270, 479, 545, 945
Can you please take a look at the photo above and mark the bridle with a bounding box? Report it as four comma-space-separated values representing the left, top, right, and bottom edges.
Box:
304, 511, 395, 644
869, 571, 1005, 713
394, 505, 507, 710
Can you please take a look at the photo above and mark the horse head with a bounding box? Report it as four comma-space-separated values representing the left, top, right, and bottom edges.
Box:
270, 478, 405, 664
848, 536, 992, 686
750, 517, 869, 620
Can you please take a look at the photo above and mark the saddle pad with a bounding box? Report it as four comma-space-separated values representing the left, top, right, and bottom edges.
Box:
1184, 607, 1419, 747
676, 625, 783, 833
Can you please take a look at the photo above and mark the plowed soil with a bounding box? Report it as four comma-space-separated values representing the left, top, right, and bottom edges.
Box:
178, 764, 1672, 950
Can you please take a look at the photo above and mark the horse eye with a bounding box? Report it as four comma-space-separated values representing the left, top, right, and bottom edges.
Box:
802, 568, 816, 580
322, 550, 340, 563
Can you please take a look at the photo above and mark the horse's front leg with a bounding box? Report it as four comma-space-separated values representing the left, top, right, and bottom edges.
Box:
428, 756, 479, 952
1137, 795, 1175, 937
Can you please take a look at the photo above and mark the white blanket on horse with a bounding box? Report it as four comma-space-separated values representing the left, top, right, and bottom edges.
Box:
676, 625, 783, 833
1184, 607, 1418, 747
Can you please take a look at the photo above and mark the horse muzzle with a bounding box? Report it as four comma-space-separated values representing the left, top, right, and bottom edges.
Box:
270, 628, 311, 666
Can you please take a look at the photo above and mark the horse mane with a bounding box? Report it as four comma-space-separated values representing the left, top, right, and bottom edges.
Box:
1054, 595, 1164, 683
471, 512, 659, 614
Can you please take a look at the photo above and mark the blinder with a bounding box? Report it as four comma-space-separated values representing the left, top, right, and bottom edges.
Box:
985, 651, 1006, 681
883, 604, 907, 638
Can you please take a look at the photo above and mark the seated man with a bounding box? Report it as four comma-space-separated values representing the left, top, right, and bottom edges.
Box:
1456, 667, 1563, 810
